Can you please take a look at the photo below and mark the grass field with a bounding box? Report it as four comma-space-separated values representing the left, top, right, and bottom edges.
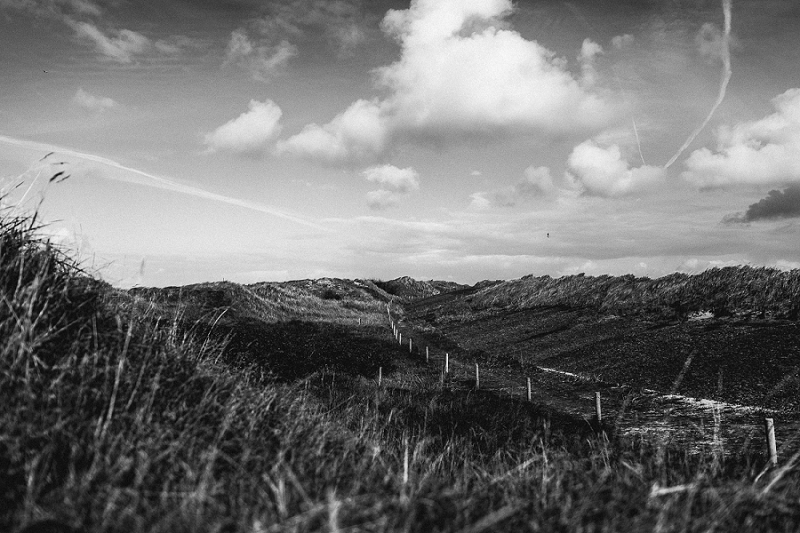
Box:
3, 203, 800, 532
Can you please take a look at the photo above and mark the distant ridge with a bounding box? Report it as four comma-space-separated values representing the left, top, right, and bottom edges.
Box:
373, 276, 469, 301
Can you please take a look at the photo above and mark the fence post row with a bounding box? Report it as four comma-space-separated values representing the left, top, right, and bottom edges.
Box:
382, 310, 778, 466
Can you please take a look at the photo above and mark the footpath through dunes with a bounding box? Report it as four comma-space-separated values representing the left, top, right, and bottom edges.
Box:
128, 277, 427, 381
396, 269, 800, 457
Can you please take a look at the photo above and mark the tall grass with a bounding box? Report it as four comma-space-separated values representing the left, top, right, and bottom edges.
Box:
2, 200, 800, 532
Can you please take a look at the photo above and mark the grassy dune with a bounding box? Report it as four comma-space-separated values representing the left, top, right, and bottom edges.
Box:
2, 205, 800, 532
466, 269, 800, 320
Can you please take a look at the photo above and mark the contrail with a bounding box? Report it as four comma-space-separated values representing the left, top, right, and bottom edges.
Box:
664, 0, 732, 169
0, 135, 329, 231
632, 118, 645, 166
610, 64, 647, 166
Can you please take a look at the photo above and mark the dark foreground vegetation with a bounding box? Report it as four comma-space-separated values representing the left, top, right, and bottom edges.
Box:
2, 204, 800, 532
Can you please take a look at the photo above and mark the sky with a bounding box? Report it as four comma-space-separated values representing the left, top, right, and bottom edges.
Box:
2, 0, 800, 287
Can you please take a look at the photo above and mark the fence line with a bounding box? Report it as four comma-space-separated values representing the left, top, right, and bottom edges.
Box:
382, 305, 782, 467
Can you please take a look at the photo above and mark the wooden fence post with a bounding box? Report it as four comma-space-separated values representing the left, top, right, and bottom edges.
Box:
402, 435, 409, 487
475, 363, 480, 389
399, 332, 402, 345
425, 346, 429, 364
445, 353, 450, 375
526, 377, 532, 402
765, 418, 778, 466
594, 392, 602, 424
409, 338, 413, 353
378, 367, 382, 386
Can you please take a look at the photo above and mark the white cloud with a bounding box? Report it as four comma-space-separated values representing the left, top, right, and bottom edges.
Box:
566, 140, 664, 197
276, 99, 387, 163
279, 0, 616, 164
363, 164, 420, 193
468, 192, 492, 210
66, 19, 151, 63
363, 164, 419, 209
611, 34, 633, 49
72, 88, 117, 112
224, 29, 297, 81
378, 0, 613, 137
470, 166, 557, 208
579, 38, 603, 61
682, 88, 800, 188
578, 38, 603, 86
203, 99, 283, 155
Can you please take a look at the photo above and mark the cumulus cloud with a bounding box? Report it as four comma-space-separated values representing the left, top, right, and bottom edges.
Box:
566, 140, 664, 197
378, 0, 613, 136
224, 29, 297, 81
470, 166, 557, 208
723, 184, 800, 224
203, 99, 283, 155
72, 87, 117, 112
682, 88, 800, 188
276, 99, 387, 163
363, 164, 419, 209
279, 0, 616, 164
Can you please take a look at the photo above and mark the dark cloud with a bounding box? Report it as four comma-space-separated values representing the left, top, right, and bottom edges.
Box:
723, 184, 800, 224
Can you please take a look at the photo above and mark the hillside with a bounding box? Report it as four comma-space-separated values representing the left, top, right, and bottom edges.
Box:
373, 276, 469, 301
465, 267, 800, 320
404, 268, 800, 411
3, 205, 800, 532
